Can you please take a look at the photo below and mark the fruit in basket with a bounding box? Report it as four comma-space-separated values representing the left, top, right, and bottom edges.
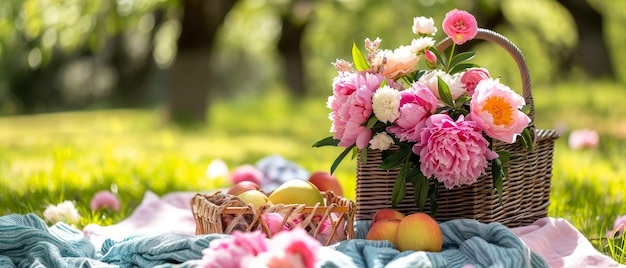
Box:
237, 190, 273, 208
366, 218, 401, 244
268, 179, 324, 206
395, 212, 442, 252
227, 181, 263, 196
307, 171, 343, 196
370, 208, 406, 227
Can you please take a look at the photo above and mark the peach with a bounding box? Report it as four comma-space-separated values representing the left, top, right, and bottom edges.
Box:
395, 212, 442, 252
227, 181, 262, 196
308, 171, 343, 196
366, 218, 401, 245
371, 208, 405, 227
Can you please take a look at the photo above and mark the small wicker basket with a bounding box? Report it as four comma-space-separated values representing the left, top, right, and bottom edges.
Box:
355, 28, 559, 228
191, 190, 355, 246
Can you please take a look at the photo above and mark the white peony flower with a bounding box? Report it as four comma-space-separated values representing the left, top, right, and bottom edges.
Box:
412, 16, 437, 35
43, 200, 81, 224
369, 132, 395, 151
418, 70, 467, 104
410, 37, 436, 53
372, 85, 401, 123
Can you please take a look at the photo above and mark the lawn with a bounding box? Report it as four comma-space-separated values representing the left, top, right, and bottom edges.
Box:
0, 82, 624, 263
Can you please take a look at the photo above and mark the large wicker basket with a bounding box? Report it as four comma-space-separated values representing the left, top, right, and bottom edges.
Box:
356, 28, 559, 228
191, 190, 355, 246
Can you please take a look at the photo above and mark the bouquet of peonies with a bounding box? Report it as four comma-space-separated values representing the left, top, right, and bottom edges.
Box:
314, 9, 534, 214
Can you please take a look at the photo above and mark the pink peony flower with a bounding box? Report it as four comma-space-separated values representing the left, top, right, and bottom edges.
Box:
202, 230, 268, 268
461, 67, 490, 96
607, 215, 626, 238
387, 82, 439, 142
469, 78, 530, 143
414, 114, 498, 189
568, 129, 599, 150
90, 191, 120, 212
230, 164, 264, 185
251, 228, 321, 268
314, 213, 346, 245
328, 71, 385, 149
424, 50, 437, 69
442, 9, 478, 45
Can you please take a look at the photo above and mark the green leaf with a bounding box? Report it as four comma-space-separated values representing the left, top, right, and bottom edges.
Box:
330, 144, 355, 174
520, 127, 534, 151
359, 147, 368, 163
413, 171, 429, 211
366, 116, 378, 129
449, 63, 480, 75
437, 76, 454, 107
427, 47, 446, 68
428, 181, 439, 216
491, 158, 504, 206
352, 43, 370, 71
454, 95, 471, 108
379, 147, 412, 170
312, 136, 339, 147
391, 165, 408, 207
520, 104, 531, 115
449, 51, 476, 68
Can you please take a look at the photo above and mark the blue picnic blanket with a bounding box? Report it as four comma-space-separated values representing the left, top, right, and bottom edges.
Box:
0, 213, 548, 268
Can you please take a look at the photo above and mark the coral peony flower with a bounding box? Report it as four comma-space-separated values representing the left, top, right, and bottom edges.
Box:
43, 200, 81, 224
607, 215, 626, 238
372, 45, 420, 80
202, 230, 268, 268
442, 9, 478, 45
461, 67, 490, 96
568, 129, 599, 150
90, 190, 121, 212
328, 71, 384, 149
387, 82, 438, 142
412, 16, 437, 36
414, 114, 498, 189
372, 85, 401, 123
469, 78, 530, 143
369, 132, 395, 151
418, 70, 465, 105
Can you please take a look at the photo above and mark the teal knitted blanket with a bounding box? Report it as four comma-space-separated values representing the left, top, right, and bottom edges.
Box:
0, 213, 547, 268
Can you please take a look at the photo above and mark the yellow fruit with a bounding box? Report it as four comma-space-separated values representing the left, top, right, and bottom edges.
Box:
237, 190, 272, 207
268, 180, 324, 206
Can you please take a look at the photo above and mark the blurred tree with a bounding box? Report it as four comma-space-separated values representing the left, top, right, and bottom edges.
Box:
556, 0, 615, 79
276, 0, 313, 97
164, 0, 237, 124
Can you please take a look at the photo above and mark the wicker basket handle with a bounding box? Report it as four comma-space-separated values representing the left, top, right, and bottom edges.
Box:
435, 28, 536, 143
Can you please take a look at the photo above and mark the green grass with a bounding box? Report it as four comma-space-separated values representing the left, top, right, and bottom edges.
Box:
0, 82, 625, 263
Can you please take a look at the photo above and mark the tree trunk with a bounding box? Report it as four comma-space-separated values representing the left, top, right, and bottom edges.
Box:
164, 0, 236, 124
277, 13, 309, 97
557, 0, 614, 79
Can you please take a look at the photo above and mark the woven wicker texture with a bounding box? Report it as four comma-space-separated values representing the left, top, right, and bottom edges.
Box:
191, 190, 355, 246
355, 28, 559, 228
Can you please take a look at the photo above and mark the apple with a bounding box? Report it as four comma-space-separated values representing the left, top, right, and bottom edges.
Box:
268, 179, 324, 206
366, 218, 401, 245
395, 212, 442, 252
230, 164, 264, 185
308, 171, 343, 196
227, 181, 262, 196
370, 208, 405, 227
237, 190, 273, 208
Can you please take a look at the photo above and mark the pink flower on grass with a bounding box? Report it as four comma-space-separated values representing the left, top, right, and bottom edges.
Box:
568, 129, 599, 150
90, 191, 120, 212
469, 78, 530, 143
607, 215, 626, 238
461, 67, 490, 96
202, 230, 268, 268
387, 82, 438, 142
442, 9, 478, 45
328, 71, 385, 149
414, 114, 498, 189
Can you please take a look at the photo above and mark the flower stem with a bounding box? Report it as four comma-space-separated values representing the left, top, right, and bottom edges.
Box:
446, 43, 456, 73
